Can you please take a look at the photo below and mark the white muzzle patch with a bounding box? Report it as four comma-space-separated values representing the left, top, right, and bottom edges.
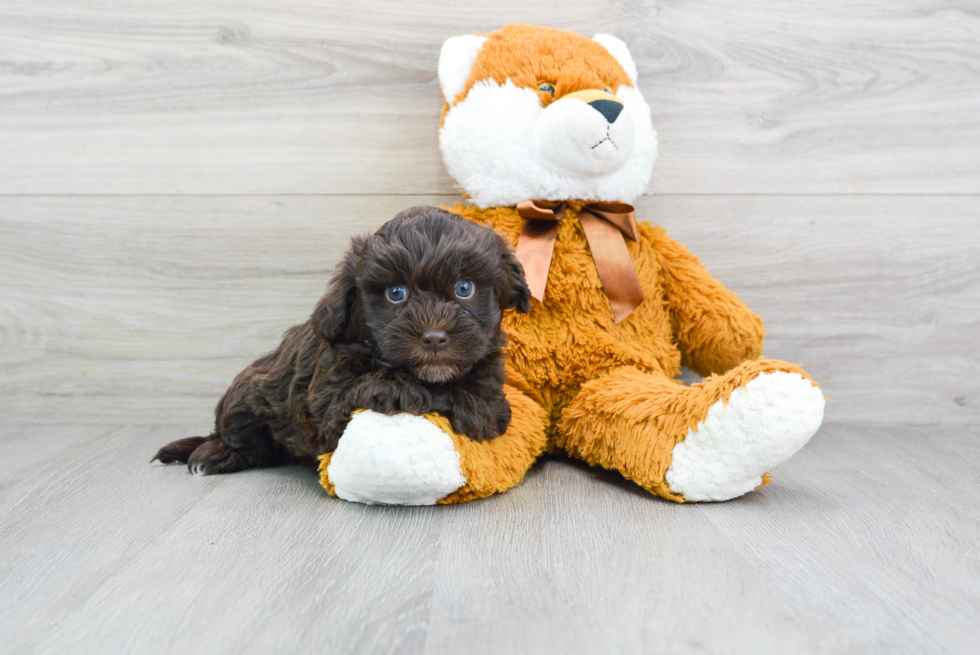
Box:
531, 94, 635, 177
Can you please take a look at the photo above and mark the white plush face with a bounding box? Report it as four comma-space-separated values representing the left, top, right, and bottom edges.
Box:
438, 33, 658, 208
531, 88, 636, 177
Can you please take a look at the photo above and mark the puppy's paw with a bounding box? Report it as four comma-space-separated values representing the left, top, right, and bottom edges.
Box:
494, 414, 511, 439
449, 416, 507, 441
326, 410, 466, 505
151, 436, 209, 464
449, 414, 490, 441
448, 397, 511, 441
186, 438, 247, 477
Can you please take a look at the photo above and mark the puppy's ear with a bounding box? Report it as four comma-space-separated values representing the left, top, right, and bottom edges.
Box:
312, 235, 368, 343
500, 245, 532, 314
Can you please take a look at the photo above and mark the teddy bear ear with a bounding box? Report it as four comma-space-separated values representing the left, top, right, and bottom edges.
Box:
593, 34, 638, 84
438, 35, 487, 105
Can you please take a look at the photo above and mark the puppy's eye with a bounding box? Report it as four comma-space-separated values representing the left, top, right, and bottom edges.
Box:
455, 280, 475, 299
537, 82, 555, 96
602, 85, 614, 94
386, 285, 408, 303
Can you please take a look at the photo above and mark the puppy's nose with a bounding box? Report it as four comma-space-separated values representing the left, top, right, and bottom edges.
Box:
588, 99, 623, 124
421, 329, 449, 353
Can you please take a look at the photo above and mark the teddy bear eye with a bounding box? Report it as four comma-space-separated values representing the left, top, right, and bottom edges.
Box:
386, 285, 408, 303
455, 280, 475, 298
603, 85, 614, 94
537, 82, 555, 95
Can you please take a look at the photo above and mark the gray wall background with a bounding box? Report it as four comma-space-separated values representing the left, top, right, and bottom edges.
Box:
1, 0, 977, 427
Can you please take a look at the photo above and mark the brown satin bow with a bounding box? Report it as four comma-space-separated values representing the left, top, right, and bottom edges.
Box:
515, 199, 645, 324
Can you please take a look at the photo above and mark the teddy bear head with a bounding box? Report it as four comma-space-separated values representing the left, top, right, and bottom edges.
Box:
438, 24, 658, 208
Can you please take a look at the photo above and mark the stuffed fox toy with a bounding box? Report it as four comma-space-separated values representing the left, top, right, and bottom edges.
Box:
318, 24, 825, 504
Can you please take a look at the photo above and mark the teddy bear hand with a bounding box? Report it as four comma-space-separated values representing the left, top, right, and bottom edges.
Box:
321, 410, 466, 505
665, 372, 825, 501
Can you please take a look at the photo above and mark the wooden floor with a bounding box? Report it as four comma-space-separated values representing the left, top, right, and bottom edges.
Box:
2, 0, 979, 652
0, 423, 976, 653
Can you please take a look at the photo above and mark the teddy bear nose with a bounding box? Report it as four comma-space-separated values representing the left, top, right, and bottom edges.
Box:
421, 329, 449, 352
588, 99, 623, 124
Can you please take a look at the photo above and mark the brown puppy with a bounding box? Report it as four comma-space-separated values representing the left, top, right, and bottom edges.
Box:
153, 206, 531, 476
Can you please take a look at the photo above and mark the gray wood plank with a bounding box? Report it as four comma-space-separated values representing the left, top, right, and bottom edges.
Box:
702, 425, 980, 654
0, 0, 978, 194
0, 424, 977, 654
1, 194, 976, 425
0, 426, 226, 651
0, 424, 113, 507
422, 460, 845, 655
0, 425, 443, 655
423, 424, 980, 654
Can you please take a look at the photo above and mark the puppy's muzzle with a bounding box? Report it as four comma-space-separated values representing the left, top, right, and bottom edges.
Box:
421, 329, 449, 353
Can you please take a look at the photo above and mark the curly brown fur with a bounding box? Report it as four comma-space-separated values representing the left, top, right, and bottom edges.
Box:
153, 206, 531, 475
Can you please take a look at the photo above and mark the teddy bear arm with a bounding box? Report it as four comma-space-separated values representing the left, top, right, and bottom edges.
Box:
648, 229, 766, 376
317, 385, 548, 505
437, 385, 549, 503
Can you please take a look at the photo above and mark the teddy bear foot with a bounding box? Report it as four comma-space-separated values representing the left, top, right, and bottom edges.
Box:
325, 410, 467, 505
665, 372, 825, 502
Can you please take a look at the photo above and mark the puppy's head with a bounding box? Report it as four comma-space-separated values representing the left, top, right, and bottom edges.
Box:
313, 206, 530, 383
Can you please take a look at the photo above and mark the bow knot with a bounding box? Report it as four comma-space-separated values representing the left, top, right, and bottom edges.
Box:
515, 199, 645, 324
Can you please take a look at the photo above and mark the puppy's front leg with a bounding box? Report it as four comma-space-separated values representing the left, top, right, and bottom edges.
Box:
320, 373, 434, 450
446, 390, 511, 441
354, 372, 434, 417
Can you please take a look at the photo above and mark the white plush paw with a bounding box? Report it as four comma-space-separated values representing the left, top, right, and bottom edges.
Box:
665, 372, 825, 501
327, 410, 466, 505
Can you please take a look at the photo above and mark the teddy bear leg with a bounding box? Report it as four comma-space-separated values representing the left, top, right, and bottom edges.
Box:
556, 360, 825, 502
318, 386, 548, 505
